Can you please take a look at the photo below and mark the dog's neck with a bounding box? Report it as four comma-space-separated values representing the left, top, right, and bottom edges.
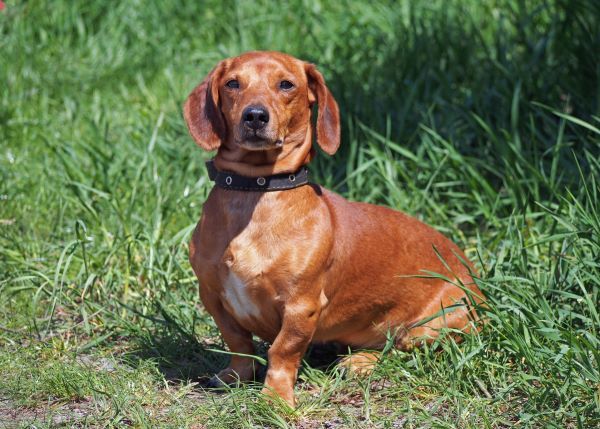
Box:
213, 124, 313, 177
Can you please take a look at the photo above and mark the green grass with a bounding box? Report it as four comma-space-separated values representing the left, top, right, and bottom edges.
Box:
1, 0, 599, 427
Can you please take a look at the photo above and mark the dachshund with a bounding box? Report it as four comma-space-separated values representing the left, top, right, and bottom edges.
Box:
184, 51, 484, 407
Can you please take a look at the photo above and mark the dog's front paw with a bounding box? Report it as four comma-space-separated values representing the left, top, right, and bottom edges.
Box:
206, 374, 228, 389
261, 385, 295, 408
207, 367, 251, 388
261, 367, 297, 407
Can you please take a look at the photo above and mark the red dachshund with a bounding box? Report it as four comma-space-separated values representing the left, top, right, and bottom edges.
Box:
184, 51, 483, 407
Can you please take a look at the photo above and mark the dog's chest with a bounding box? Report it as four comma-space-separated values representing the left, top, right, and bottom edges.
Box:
217, 221, 285, 327
195, 188, 325, 337
220, 266, 261, 322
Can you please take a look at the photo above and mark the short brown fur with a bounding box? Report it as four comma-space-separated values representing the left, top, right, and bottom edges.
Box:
184, 51, 484, 407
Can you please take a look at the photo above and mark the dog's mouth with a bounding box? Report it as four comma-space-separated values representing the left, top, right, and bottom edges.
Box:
238, 129, 283, 151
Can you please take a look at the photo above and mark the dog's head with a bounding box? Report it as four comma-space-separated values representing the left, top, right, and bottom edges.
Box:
184, 51, 340, 168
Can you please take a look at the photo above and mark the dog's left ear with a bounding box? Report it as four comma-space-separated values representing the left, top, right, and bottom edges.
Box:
305, 63, 341, 155
183, 62, 227, 151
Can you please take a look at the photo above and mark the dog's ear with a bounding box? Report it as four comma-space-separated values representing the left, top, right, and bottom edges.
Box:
305, 63, 341, 155
183, 62, 227, 151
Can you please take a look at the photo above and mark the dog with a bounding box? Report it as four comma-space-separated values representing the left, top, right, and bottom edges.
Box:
184, 51, 484, 407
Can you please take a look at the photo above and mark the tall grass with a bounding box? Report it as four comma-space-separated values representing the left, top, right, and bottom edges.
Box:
1, 1, 598, 427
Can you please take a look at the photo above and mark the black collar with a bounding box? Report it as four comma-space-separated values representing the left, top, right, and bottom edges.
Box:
205, 160, 310, 192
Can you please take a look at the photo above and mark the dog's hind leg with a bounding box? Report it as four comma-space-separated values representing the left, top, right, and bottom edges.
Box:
337, 351, 380, 376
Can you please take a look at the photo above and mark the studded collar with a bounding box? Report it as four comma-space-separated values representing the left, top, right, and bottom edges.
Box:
205, 160, 310, 192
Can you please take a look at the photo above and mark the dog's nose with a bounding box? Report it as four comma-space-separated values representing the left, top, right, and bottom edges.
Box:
242, 106, 269, 130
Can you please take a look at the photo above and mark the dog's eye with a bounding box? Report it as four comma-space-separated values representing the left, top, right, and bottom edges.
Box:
225, 80, 240, 89
279, 80, 294, 90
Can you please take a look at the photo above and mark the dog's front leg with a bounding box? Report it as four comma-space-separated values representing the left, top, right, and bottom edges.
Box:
262, 297, 322, 407
199, 286, 257, 386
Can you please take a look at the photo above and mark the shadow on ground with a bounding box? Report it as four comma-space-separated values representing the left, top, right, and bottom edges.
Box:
127, 322, 347, 388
